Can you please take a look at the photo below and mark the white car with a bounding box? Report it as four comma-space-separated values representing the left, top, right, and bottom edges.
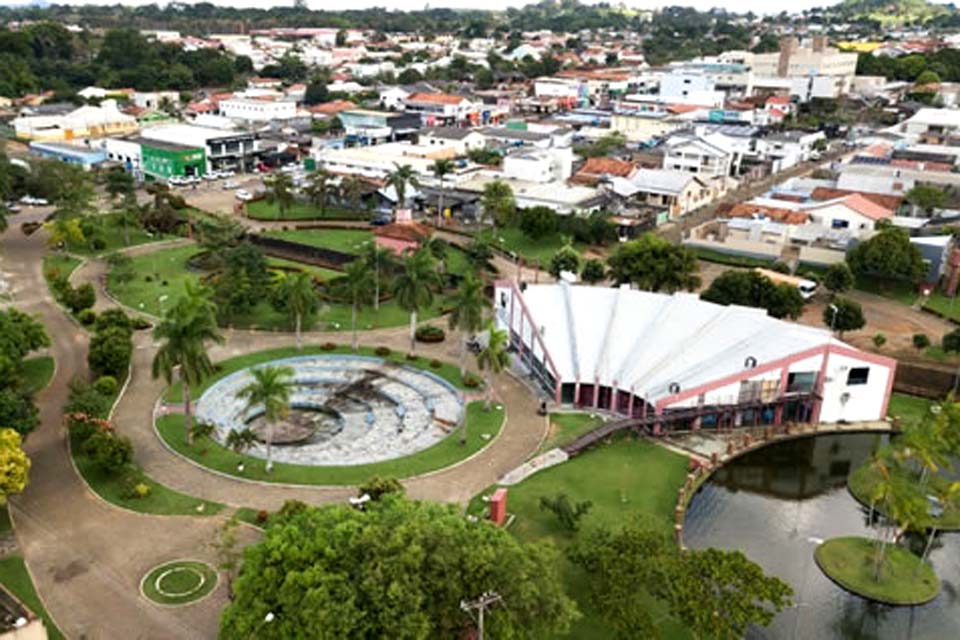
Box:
19, 195, 49, 206
167, 176, 187, 187
235, 189, 253, 201
222, 180, 239, 190
219, 169, 236, 178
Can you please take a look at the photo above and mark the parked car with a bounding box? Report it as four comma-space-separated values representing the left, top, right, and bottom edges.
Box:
223, 180, 239, 190
370, 213, 393, 226
219, 169, 236, 178
19, 195, 49, 206
235, 189, 253, 201
204, 172, 220, 181
4, 201, 21, 212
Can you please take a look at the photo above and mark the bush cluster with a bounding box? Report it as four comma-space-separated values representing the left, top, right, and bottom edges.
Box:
415, 325, 445, 343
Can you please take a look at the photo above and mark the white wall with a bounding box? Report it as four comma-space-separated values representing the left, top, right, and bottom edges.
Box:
819, 351, 891, 423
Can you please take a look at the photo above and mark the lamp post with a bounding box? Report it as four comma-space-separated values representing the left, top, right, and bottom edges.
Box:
827, 303, 838, 336
248, 611, 274, 639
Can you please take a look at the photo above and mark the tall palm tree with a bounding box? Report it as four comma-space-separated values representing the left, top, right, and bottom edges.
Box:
392, 249, 441, 354
333, 260, 374, 350
386, 163, 420, 212
431, 158, 455, 226
112, 192, 142, 246
340, 175, 365, 213
236, 365, 293, 473
152, 283, 224, 445
272, 271, 318, 350
475, 322, 510, 412
448, 274, 485, 378
360, 242, 394, 312
304, 168, 334, 215
265, 172, 295, 219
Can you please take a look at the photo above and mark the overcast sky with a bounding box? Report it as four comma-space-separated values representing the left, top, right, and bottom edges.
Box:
5, 0, 915, 16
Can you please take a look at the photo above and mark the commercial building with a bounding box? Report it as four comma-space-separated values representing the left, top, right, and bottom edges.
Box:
137, 138, 206, 179
140, 124, 257, 173
219, 97, 297, 122
495, 281, 896, 432
28, 141, 106, 170
338, 109, 422, 146
12, 100, 138, 142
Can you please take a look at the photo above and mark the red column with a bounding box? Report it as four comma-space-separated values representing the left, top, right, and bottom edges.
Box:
811, 347, 830, 424
775, 367, 789, 424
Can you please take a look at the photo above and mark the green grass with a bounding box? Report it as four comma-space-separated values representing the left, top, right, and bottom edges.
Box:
467, 437, 690, 638
246, 200, 368, 221
21, 356, 54, 395
815, 536, 940, 605
140, 560, 219, 606
156, 401, 503, 485
848, 462, 960, 530
70, 431, 225, 517
923, 291, 960, 323
887, 393, 934, 425
65, 214, 165, 256
0, 555, 64, 640
0, 505, 11, 537
42, 253, 82, 282
538, 412, 606, 454
855, 275, 918, 306
164, 344, 479, 403
693, 247, 776, 269
106, 243, 443, 330
481, 227, 584, 266
265, 228, 373, 253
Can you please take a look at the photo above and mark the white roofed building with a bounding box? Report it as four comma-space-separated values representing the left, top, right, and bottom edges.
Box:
494, 281, 895, 437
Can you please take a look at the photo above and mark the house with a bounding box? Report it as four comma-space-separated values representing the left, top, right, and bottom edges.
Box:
131, 90, 180, 110
662, 134, 734, 177
403, 92, 479, 127
456, 173, 602, 215
607, 169, 722, 221
503, 147, 574, 183
804, 194, 894, 233
570, 157, 637, 186
760, 130, 826, 171
417, 127, 486, 155
219, 97, 297, 122
495, 280, 896, 429
890, 108, 960, 141
338, 109, 422, 146
305, 100, 356, 116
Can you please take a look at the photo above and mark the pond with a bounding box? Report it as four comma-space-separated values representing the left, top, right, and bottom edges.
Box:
683, 433, 960, 640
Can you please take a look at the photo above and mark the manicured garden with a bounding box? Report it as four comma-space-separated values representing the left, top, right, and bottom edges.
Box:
814, 536, 940, 605
140, 560, 219, 606
0, 555, 65, 639
264, 228, 372, 253
483, 227, 584, 266
538, 412, 606, 454
156, 401, 503, 485
468, 437, 690, 638
64, 212, 167, 256
21, 356, 55, 394
246, 200, 368, 221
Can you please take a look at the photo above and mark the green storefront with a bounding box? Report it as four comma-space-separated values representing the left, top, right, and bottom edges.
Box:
140, 140, 206, 179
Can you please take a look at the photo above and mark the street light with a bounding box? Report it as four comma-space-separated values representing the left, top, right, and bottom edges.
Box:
248, 611, 275, 639
827, 303, 838, 335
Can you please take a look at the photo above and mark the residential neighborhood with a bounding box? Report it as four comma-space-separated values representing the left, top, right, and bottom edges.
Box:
0, 1, 959, 639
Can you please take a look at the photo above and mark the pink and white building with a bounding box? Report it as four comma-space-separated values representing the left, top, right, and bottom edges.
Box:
494, 281, 895, 434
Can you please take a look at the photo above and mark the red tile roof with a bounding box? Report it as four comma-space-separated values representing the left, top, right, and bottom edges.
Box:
571, 157, 636, 185
406, 92, 466, 106
810, 187, 902, 211
666, 103, 703, 114
766, 95, 790, 105
728, 203, 810, 225
306, 100, 356, 115
810, 193, 894, 221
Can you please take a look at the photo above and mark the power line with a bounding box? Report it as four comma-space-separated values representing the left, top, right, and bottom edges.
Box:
460, 591, 502, 640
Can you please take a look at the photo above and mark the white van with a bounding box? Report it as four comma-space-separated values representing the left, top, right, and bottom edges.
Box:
754, 268, 818, 300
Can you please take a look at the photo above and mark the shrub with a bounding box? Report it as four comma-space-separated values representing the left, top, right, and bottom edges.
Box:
256, 510, 269, 524
358, 476, 405, 501
91, 237, 107, 251
66, 413, 108, 445
93, 376, 119, 397
415, 325, 445, 343
122, 477, 151, 500
65, 378, 112, 418
374, 346, 391, 357
77, 308, 97, 326
88, 326, 133, 379
913, 333, 931, 349
94, 308, 132, 334
463, 374, 481, 388
405, 353, 420, 362
943, 328, 960, 354
144, 275, 153, 282
321, 342, 337, 351
873, 333, 887, 347
429, 359, 442, 369
131, 317, 152, 331
65, 283, 96, 314
82, 430, 134, 474
770, 261, 791, 274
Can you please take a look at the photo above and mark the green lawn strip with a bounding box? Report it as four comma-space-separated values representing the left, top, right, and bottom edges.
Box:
164, 345, 477, 403
65, 213, 165, 256
0, 505, 11, 537
42, 254, 82, 282
481, 227, 584, 266
155, 402, 503, 485
887, 393, 933, 425
141, 560, 218, 606
233, 507, 269, 529
267, 257, 341, 280
922, 290, 960, 323
538, 412, 607, 454
70, 431, 224, 516
264, 228, 372, 252
467, 437, 690, 638
246, 200, 368, 221
855, 275, 919, 306
21, 356, 55, 394
814, 536, 939, 605
0, 555, 65, 640
848, 462, 960, 530
693, 248, 776, 269
106, 242, 443, 330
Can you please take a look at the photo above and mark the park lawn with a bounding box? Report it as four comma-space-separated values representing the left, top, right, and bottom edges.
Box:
923, 291, 960, 323
269, 257, 341, 280
855, 275, 919, 306
21, 356, 55, 394
265, 228, 373, 253
0, 555, 65, 640
467, 437, 690, 639
70, 431, 225, 517
156, 402, 503, 485
538, 412, 607, 454
106, 244, 203, 316
246, 200, 368, 221
815, 537, 939, 605
65, 213, 164, 256
42, 253, 82, 281
887, 393, 933, 425
483, 227, 584, 267
164, 344, 480, 404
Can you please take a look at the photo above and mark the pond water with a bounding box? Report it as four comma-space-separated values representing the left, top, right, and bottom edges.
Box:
683, 433, 960, 640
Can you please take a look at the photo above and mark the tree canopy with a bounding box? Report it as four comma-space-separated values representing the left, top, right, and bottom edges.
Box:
606, 234, 701, 293
220, 496, 578, 639
847, 227, 926, 283
700, 270, 805, 319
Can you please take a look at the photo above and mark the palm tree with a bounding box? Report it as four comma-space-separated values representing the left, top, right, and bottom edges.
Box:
265, 172, 295, 219
340, 175, 365, 213
112, 192, 142, 246
431, 158, 455, 226
359, 242, 394, 312
385, 163, 420, 212
333, 260, 374, 350
151, 282, 224, 445
422, 235, 449, 273
225, 428, 258, 456
304, 168, 334, 215
236, 365, 293, 473
272, 271, 318, 350
448, 274, 485, 378
392, 249, 441, 354
473, 322, 509, 445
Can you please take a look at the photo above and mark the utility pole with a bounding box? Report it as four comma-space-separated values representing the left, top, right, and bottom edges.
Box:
460, 591, 502, 640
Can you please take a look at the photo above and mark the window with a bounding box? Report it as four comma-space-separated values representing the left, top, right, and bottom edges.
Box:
831, 219, 849, 229
847, 367, 869, 385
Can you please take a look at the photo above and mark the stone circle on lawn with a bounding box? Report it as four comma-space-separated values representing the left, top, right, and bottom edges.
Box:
194, 355, 464, 466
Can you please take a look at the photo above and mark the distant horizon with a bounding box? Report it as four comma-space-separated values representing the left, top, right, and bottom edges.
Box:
2, 0, 954, 18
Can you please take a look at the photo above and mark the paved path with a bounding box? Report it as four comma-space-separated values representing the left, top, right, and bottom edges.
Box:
1, 222, 258, 639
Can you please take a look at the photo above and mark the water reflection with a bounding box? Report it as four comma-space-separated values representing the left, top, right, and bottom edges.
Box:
684, 433, 960, 640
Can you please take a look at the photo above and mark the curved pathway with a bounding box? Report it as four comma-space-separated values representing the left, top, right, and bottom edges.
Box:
1, 224, 258, 639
